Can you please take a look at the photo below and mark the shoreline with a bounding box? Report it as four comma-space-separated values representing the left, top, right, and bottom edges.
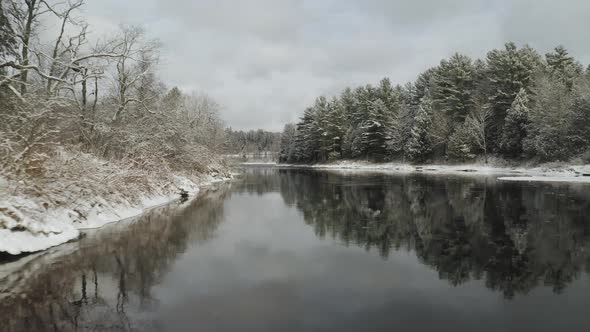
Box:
243, 161, 590, 183
0, 173, 232, 256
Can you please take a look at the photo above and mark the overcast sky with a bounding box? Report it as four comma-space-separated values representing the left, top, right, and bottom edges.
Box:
80, 0, 590, 131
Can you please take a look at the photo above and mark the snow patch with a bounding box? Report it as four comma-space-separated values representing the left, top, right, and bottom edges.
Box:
1, 162, 232, 256
498, 176, 590, 184
240, 162, 278, 166
276, 161, 590, 182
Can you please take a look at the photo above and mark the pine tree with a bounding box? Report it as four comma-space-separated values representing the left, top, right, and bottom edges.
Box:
447, 124, 476, 161
397, 70, 436, 157
377, 78, 404, 159
360, 98, 388, 159
397, 83, 416, 148
350, 126, 366, 158
486, 42, 542, 152
523, 73, 573, 160
500, 89, 529, 157
406, 96, 433, 162
325, 97, 345, 159
314, 96, 332, 161
411, 69, 436, 107
279, 123, 297, 163
377, 77, 397, 111
294, 107, 318, 162
432, 53, 475, 124
545, 46, 583, 90
567, 81, 590, 156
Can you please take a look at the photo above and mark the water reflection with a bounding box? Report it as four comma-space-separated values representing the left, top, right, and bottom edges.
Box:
1, 168, 590, 331
262, 168, 590, 298
0, 187, 229, 332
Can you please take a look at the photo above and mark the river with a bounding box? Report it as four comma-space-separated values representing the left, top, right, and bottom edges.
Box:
1, 166, 590, 331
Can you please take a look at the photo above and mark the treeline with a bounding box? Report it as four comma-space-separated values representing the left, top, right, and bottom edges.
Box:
0, 0, 225, 176
223, 128, 281, 159
279, 43, 590, 164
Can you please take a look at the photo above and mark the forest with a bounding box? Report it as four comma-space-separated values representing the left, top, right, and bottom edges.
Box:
279, 43, 590, 165
223, 128, 281, 160
0, 0, 227, 176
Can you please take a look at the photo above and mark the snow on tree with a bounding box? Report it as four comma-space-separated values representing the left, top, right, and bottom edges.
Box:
523, 73, 573, 160
432, 53, 475, 124
325, 97, 345, 159
500, 88, 530, 157
406, 96, 433, 163
447, 124, 476, 161
1, 1, 233, 254
448, 100, 492, 162
279, 123, 297, 163
524, 73, 590, 160
357, 98, 388, 159
0, 0, 16, 61
485, 42, 542, 152
545, 46, 583, 90
279, 42, 590, 165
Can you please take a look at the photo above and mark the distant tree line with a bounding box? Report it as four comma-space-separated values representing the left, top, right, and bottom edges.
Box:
279, 43, 590, 164
224, 128, 281, 160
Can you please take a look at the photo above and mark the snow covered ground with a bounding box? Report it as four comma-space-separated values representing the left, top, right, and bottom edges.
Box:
0, 174, 230, 255
274, 161, 590, 183
240, 162, 278, 165
1, 149, 231, 255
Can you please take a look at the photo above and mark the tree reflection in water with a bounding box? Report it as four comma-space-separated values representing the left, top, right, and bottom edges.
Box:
259, 168, 590, 299
0, 187, 230, 332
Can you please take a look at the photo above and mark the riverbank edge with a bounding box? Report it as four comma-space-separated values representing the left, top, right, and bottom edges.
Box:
0, 171, 233, 256
260, 161, 590, 182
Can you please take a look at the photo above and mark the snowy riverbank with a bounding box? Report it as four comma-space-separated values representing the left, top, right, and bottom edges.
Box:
1, 149, 231, 255
269, 161, 590, 183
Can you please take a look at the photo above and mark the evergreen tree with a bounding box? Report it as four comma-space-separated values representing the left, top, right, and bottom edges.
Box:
447, 123, 476, 161
339, 87, 356, 158
350, 126, 366, 158
326, 97, 345, 159
279, 123, 297, 163
360, 98, 389, 159
567, 81, 590, 156
432, 53, 475, 124
314, 96, 332, 161
294, 107, 318, 162
545, 46, 583, 90
486, 42, 542, 151
411, 68, 436, 107
344, 84, 379, 159
377, 78, 404, 159
500, 89, 529, 157
377, 77, 397, 111
406, 96, 433, 162
523, 74, 572, 160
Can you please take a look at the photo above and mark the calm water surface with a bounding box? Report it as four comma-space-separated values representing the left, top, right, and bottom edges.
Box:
2, 167, 590, 331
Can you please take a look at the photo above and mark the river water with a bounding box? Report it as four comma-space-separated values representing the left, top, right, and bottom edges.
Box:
1, 166, 590, 331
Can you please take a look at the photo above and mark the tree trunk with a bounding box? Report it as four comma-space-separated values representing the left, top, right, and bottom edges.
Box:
20, 0, 37, 95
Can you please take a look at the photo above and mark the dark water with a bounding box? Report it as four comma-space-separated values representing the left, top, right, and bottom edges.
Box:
2, 167, 590, 332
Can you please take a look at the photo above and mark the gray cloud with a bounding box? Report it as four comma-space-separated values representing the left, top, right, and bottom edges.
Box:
83, 0, 590, 131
